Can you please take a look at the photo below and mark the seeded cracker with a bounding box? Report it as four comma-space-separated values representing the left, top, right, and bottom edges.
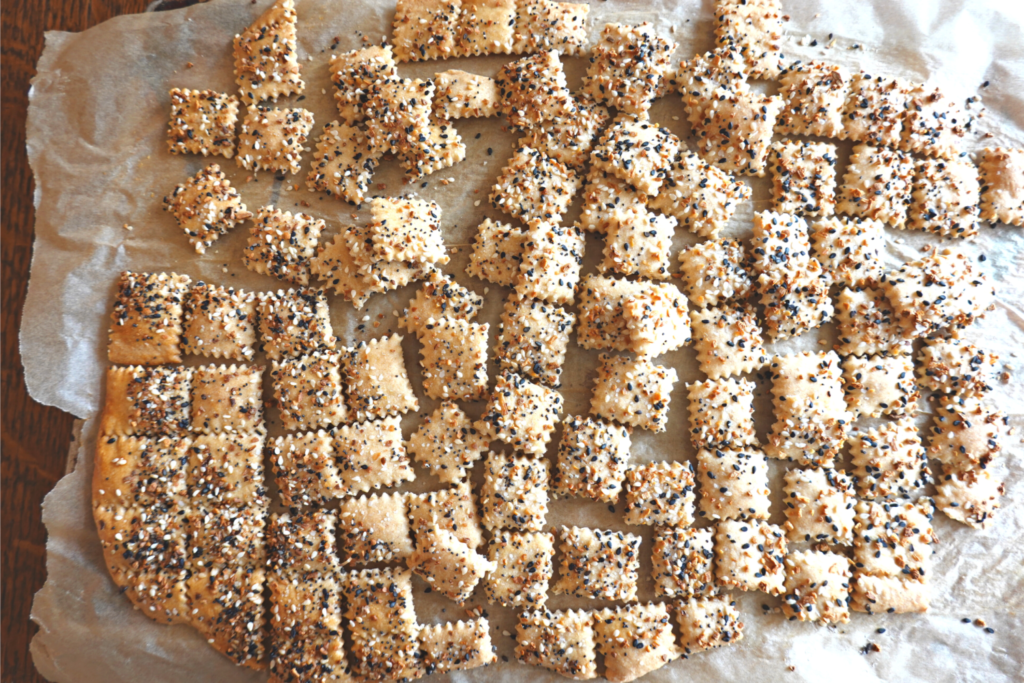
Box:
575, 274, 645, 351
407, 482, 484, 549
490, 147, 580, 224
691, 306, 767, 379
851, 498, 936, 614
687, 378, 758, 450
651, 527, 717, 600
257, 288, 336, 361
100, 365, 193, 437
777, 61, 851, 138
187, 431, 267, 508
409, 527, 495, 604
516, 221, 585, 305
233, 0, 303, 103
484, 530, 555, 608
270, 431, 341, 507
782, 550, 852, 625
391, 0, 461, 62
418, 317, 490, 401
900, 84, 968, 158
339, 566, 420, 680
553, 526, 641, 602
270, 351, 347, 431
108, 271, 191, 366
677, 240, 753, 308
454, 0, 515, 56
713, 0, 786, 79
510, 0, 590, 56
515, 609, 598, 680
749, 210, 811, 277
577, 170, 646, 234
758, 260, 834, 341
691, 88, 783, 177
580, 23, 677, 116
909, 156, 981, 239
396, 116, 468, 181
433, 69, 499, 119
181, 283, 257, 361
494, 51, 575, 128
928, 398, 1005, 472
917, 338, 998, 398
342, 334, 419, 421
479, 451, 550, 531
810, 216, 885, 289
309, 228, 381, 308
346, 219, 432, 293
837, 144, 913, 228
935, 459, 1006, 530
715, 519, 787, 595
622, 283, 692, 358
648, 152, 751, 238
242, 206, 324, 286
840, 73, 911, 148
163, 164, 252, 254
337, 491, 414, 564
768, 139, 838, 217
363, 76, 434, 149
420, 618, 497, 675
519, 99, 611, 170
623, 461, 696, 527
334, 416, 416, 498
407, 402, 486, 484
591, 354, 678, 433
834, 287, 910, 357
978, 147, 1024, 226
367, 195, 447, 267
236, 105, 314, 175
594, 603, 682, 683
190, 364, 263, 434
465, 218, 527, 287
696, 447, 770, 521
842, 354, 919, 418
553, 415, 631, 502
167, 89, 239, 158
675, 47, 749, 127
599, 210, 677, 280
306, 121, 381, 205
93, 435, 189, 511
782, 467, 856, 545
329, 44, 398, 124
850, 417, 928, 500
495, 294, 575, 387
676, 596, 744, 655
591, 115, 681, 195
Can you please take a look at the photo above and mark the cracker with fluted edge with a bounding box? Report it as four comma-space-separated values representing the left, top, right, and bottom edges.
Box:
917, 338, 998, 397
339, 566, 421, 680
466, 218, 527, 287
593, 603, 682, 683
834, 287, 909, 357
271, 431, 343, 507
271, 351, 347, 431
928, 398, 1004, 471
476, 371, 564, 455
433, 69, 499, 119
651, 527, 717, 600
810, 216, 885, 289
842, 354, 918, 418
553, 526, 641, 602
407, 402, 486, 485
329, 44, 397, 124
691, 306, 767, 379
623, 461, 696, 527
182, 283, 257, 361
713, 0, 785, 79
579, 22, 676, 116
479, 451, 550, 531
167, 88, 239, 158
850, 417, 928, 500
839, 73, 910, 148
341, 335, 419, 421
677, 240, 753, 308
108, 271, 191, 366
419, 618, 497, 676
510, 0, 590, 56
837, 144, 913, 228
777, 61, 851, 138
334, 416, 416, 496
908, 156, 980, 239
164, 164, 252, 254
309, 228, 382, 308
691, 89, 783, 177
484, 530, 554, 608
676, 596, 744, 656
758, 260, 834, 341
575, 274, 646, 352
257, 288, 336, 361
100, 365, 193, 437
455, 0, 516, 56
648, 152, 751, 238
233, 0, 303, 103
494, 50, 575, 128
519, 99, 610, 170
408, 527, 495, 604
553, 415, 631, 503
782, 467, 855, 545
515, 609, 597, 680
599, 210, 676, 280
490, 146, 580, 225
782, 550, 852, 625
591, 116, 681, 195
190, 364, 263, 434
236, 105, 314, 174
900, 85, 968, 159
591, 354, 678, 433
768, 139, 838, 217
418, 317, 490, 401
622, 283, 691, 358
399, 271, 483, 337
687, 378, 757, 450
407, 482, 484, 550
242, 206, 325, 286
696, 447, 770, 522
390, 0, 461, 61
495, 294, 575, 387
306, 121, 381, 205
714, 519, 787, 596
337, 492, 413, 564
516, 221, 585, 306
978, 147, 1024, 226
577, 170, 646, 234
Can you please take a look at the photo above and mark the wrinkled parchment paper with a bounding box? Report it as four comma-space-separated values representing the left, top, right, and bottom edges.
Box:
24, 0, 1024, 681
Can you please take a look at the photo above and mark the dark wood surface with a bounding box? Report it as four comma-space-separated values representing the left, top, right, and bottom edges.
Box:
1, 2, 149, 681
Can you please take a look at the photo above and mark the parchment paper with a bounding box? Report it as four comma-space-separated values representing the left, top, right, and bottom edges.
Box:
23, 0, 1024, 681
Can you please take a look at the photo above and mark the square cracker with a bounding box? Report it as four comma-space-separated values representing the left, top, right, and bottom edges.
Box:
516, 221, 585, 306
696, 447, 770, 522
599, 210, 677, 280
407, 402, 487, 484
309, 228, 382, 309
191, 364, 263, 434
341, 334, 419, 421
466, 218, 527, 287
834, 287, 909, 357
418, 317, 490, 401
479, 451, 550, 531
163, 164, 252, 254
623, 461, 696, 527
553, 415, 631, 503
652, 527, 716, 600
100, 365, 193, 437
590, 354, 679, 433
850, 417, 929, 500
691, 89, 783, 177
917, 338, 998, 398
187, 431, 267, 507
495, 294, 575, 387
257, 288, 336, 361
935, 464, 1005, 530
622, 282, 692, 358
768, 139, 838, 217
648, 152, 751, 238
337, 492, 413, 564
490, 147, 580, 225
908, 156, 980, 239
842, 354, 919, 418
519, 99, 610, 171
233, 0, 303, 103
691, 306, 767, 379
677, 239, 752, 308
182, 283, 257, 361
455, 0, 516, 56
593, 603, 682, 683
267, 585, 347, 683
306, 120, 381, 205
433, 69, 499, 118
363, 77, 436, 153
838, 144, 914, 228
399, 271, 483, 337
675, 47, 749, 127
553, 526, 641, 602
900, 85, 968, 159
334, 416, 416, 496
782, 467, 856, 545
839, 73, 911, 148
810, 216, 885, 289
93, 435, 189, 510
782, 550, 852, 625
236, 105, 314, 175
575, 275, 645, 352
408, 527, 494, 604
108, 271, 191, 366
713, 0, 785, 79
494, 51, 575, 129
591, 116, 681, 195
577, 170, 646, 234
167, 88, 239, 158
271, 431, 343, 507
271, 351, 348, 431
476, 371, 563, 455
749, 210, 811, 277
394, 116, 468, 181
758, 261, 834, 341
407, 482, 484, 550
515, 609, 597, 680
978, 147, 1024, 226
484, 530, 555, 608
714, 519, 787, 596
676, 596, 744, 656
368, 195, 448, 266
391, 0, 462, 62
329, 44, 397, 124
777, 61, 851, 138
510, 0, 590, 56
242, 206, 325, 286
419, 618, 497, 676
687, 378, 757, 450
580, 22, 676, 116
928, 398, 1004, 471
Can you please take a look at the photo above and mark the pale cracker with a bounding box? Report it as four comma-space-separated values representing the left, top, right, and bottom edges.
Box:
834, 287, 910, 357
552, 415, 631, 503
768, 139, 838, 217
187, 431, 267, 508
181, 283, 258, 361
593, 603, 682, 683
108, 271, 191, 366
476, 370, 563, 455
714, 519, 787, 596
696, 447, 770, 522
622, 283, 691, 358
465, 218, 527, 287
515, 609, 597, 680
395, 117, 467, 180
908, 156, 980, 239
691, 89, 783, 177
782, 550, 851, 625
599, 210, 677, 280
494, 50, 575, 128
406, 402, 487, 484
408, 527, 495, 604
479, 451, 550, 531
484, 530, 555, 608
552, 526, 641, 602
575, 274, 646, 352
399, 270, 483, 337
837, 144, 914, 228
691, 306, 767, 379
490, 146, 580, 224
309, 228, 382, 308
648, 152, 752, 238
191, 364, 263, 434
257, 287, 336, 361
270, 430, 344, 507
776, 61, 851, 138
268, 583, 348, 681
623, 460, 696, 527
590, 354, 678, 433
368, 195, 448, 266
928, 398, 1005, 472
419, 618, 497, 676
306, 120, 381, 205
329, 44, 397, 124
749, 210, 811, 277
935, 465, 1005, 530
590, 115, 681, 195
242, 206, 325, 286
766, 352, 850, 467
455, 0, 515, 56
163, 164, 252, 254
339, 567, 421, 680
675, 47, 749, 127
236, 105, 314, 174
407, 482, 484, 550
782, 467, 856, 545
519, 99, 611, 170
677, 239, 752, 308
510, 0, 590, 56
810, 216, 885, 289
391, 0, 461, 62
676, 597, 744, 656
842, 354, 919, 418
917, 338, 998, 397
713, 0, 785, 79
233, 0, 303, 103
758, 261, 834, 341
850, 417, 928, 500
516, 221, 585, 306
651, 527, 717, 600
334, 416, 416, 496
580, 22, 676, 116
100, 365, 193, 437
270, 351, 347, 431
495, 293, 575, 387
839, 73, 911, 148
167, 88, 239, 158
577, 170, 646, 234
900, 84, 969, 159
978, 146, 1024, 226
337, 492, 414, 564
687, 378, 757, 450
433, 69, 499, 118
418, 317, 490, 401
341, 334, 419, 421
93, 435, 189, 511
363, 78, 435, 154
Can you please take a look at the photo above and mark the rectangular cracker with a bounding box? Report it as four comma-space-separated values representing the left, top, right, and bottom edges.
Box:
834, 287, 909, 357
750, 210, 812, 277
515, 609, 597, 680
590, 354, 679, 433
691, 89, 783, 177
758, 261, 834, 340
483, 530, 555, 608
652, 527, 717, 600
622, 283, 692, 358
236, 105, 314, 175
329, 44, 397, 124
648, 152, 751, 238
242, 206, 325, 285
917, 338, 998, 398
257, 287, 336, 361
433, 69, 499, 119
419, 618, 497, 675
270, 351, 348, 431
675, 47, 749, 127
480, 451, 550, 531
516, 221, 585, 306
233, 0, 303, 103
418, 317, 490, 401
100, 365, 193, 437
306, 120, 381, 205
782, 467, 855, 545
575, 274, 644, 351
840, 73, 911, 148
696, 447, 770, 521
714, 519, 786, 595
593, 603, 682, 683
577, 170, 646, 234
580, 22, 676, 116
187, 431, 266, 507
676, 597, 744, 656
691, 306, 767, 379
455, 0, 516, 56
978, 147, 1024, 226
850, 417, 928, 500
900, 84, 968, 158
391, 0, 462, 62
782, 550, 852, 625
810, 216, 885, 289
935, 463, 1005, 530
837, 144, 914, 228
518, 99, 610, 170
495, 293, 575, 387
407, 482, 484, 550
677, 239, 753, 308
842, 354, 919, 418
623, 461, 696, 527
490, 146, 580, 224
271, 430, 343, 507
108, 271, 191, 366
713, 0, 786, 79
337, 491, 414, 564
182, 283, 257, 361
339, 567, 421, 680
93, 435, 189, 511
407, 402, 486, 484
394, 116, 468, 180
399, 271, 483, 337
928, 398, 1005, 472
466, 218, 527, 287
333, 416, 415, 495
908, 156, 980, 239
367, 195, 447, 266
768, 139, 838, 217
599, 210, 677, 280
475, 370, 563, 455
511, 0, 590, 56
164, 164, 252, 254
777, 61, 851, 138
364, 78, 436, 153
552, 526, 641, 602
553, 415, 631, 503
590, 116, 681, 195
408, 527, 494, 603
190, 364, 263, 434
167, 88, 239, 158
341, 334, 419, 421
494, 50, 575, 128
687, 378, 757, 450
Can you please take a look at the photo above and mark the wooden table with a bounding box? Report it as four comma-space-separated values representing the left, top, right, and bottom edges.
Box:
2, 2, 161, 680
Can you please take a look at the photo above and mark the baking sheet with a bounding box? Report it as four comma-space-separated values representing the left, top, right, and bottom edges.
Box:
23, 0, 1024, 681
